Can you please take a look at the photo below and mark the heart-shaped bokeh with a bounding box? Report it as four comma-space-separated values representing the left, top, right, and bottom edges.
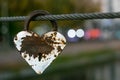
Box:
14, 31, 66, 74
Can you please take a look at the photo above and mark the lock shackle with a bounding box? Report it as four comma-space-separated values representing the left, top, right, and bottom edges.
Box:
24, 10, 58, 31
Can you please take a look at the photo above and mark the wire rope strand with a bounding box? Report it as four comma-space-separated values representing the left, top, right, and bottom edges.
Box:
1, 12, 120, 22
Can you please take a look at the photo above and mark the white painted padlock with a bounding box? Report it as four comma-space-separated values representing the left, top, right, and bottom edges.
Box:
13, 10, 66, 74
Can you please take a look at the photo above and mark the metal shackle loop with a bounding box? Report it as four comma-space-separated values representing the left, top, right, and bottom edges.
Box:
24, 10, 58, 31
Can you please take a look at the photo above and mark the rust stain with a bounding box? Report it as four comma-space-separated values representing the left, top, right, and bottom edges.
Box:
38, 53, 42, 61
57, 46, 62, 52
54, 55, 57, 57
44, 32, 62, 45
23, 54, 27, 58
20, 33, 54, 61
61, 39, 66, 44
19, 32, 65, 61
42, 54, 47, 59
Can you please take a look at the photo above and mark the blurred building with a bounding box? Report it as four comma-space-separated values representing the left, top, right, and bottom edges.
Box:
82, 1, 120, 80
84, 0, 120, 41
93, 0, 120, 12
100, 0, 120, 12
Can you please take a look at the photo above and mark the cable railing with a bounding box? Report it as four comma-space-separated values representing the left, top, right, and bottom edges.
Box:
0, 12, 120, 22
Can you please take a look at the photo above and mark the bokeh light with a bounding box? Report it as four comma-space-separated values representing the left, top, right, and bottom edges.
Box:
76, 29, 84, 38
67, 29, 76, 38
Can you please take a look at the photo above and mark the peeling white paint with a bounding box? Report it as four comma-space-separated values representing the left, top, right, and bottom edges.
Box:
14, 31, 32, 51
14, 31, 66, 74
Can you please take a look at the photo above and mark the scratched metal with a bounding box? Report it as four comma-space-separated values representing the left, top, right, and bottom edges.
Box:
14, 31, 66, 74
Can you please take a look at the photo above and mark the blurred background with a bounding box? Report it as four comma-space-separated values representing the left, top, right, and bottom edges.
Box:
0, 0, 120, 80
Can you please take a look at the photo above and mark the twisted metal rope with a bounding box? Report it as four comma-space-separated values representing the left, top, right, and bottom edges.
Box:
0, 12, 120, 22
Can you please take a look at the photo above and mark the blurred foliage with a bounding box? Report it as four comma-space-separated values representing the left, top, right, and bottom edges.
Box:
0, 0, 101, 45
5, 0, 101, 15
0, 48, 115, 80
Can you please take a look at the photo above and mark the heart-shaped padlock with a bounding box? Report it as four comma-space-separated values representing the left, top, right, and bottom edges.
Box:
13, 10, 66, 74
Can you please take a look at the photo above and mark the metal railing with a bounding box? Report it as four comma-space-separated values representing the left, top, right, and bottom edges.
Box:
0, 12, 120, 22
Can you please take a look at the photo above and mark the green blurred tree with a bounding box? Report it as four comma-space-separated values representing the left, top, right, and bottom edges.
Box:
7, 0, 101, 28
0, 0, 101, 46
71, 0, 101, 13
44, 0, 101, 28
8, 0, 44, 16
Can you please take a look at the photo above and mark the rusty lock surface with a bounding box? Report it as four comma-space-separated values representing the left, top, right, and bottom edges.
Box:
13, 10, 66, 74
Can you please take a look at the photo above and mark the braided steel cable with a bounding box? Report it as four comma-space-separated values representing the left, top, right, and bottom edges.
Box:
0, 12, 120, 22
